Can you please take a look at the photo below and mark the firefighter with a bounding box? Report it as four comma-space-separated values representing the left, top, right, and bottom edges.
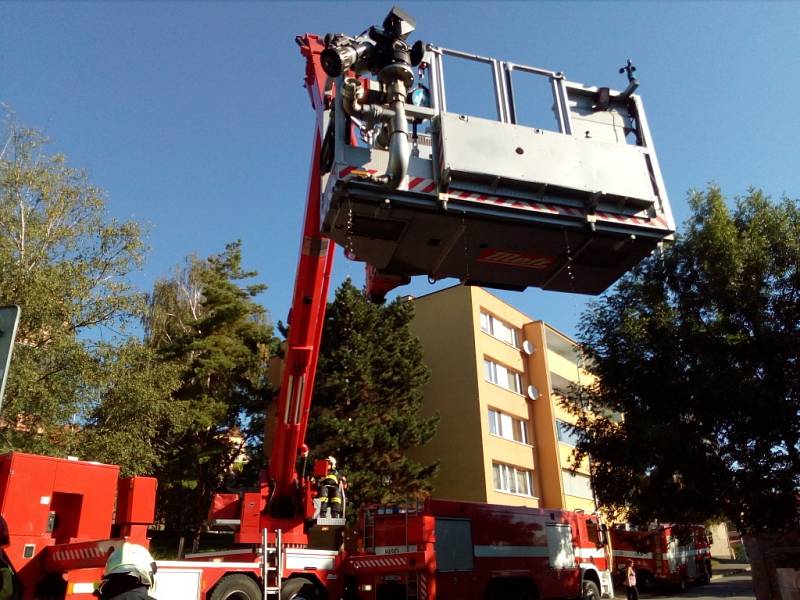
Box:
0, 516, 18, 600
95, 542, 157, 600
318, 456, 345, 518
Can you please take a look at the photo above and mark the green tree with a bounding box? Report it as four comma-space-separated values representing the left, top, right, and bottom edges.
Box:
79, 340, 186, 476
307, 279, 438, 512
0, 116, 156, 456
145, 242, 278, 544
566, 187, 800, 532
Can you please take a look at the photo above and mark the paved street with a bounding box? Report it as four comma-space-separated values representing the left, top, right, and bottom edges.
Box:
636, 572, 755, 600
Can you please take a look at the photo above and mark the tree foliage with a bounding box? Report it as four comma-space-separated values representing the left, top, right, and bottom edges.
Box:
566, 187, 800, 532
307, 279, 439, 511
0, 116, 175, 462
79, 340, 185, 475
145, 242, 278, 539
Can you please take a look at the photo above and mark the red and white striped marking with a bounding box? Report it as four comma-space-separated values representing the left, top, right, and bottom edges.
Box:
51, 545, 107, 562
350, 556, 409, 570
418, 572, 428, 599
449, 188, 670, 231
336, 166, 670, 231
407, 177, 437, 193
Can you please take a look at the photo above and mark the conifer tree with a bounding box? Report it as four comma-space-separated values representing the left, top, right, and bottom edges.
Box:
307, 279, 438, 512
145, 242, 279, 543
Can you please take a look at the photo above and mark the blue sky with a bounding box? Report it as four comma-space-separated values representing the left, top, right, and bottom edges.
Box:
3, 1, 799, 339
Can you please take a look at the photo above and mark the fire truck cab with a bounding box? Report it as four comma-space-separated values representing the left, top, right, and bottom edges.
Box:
610, 524, 712, 592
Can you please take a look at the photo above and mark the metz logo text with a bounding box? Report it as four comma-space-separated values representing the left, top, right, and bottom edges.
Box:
477, 250, 555, 270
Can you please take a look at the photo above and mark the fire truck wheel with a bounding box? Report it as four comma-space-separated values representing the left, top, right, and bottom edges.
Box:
581, 580, 600, 600
210, 574, 262, 600
282, 577, 319, 599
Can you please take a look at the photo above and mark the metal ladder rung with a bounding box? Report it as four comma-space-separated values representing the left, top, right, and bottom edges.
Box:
407, 571, 419, 600
262, 528, 283, 599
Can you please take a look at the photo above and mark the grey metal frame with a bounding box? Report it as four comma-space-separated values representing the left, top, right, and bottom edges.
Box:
427, 45, 568, 133
328, 42, 674, 229
425, 44, 673, 153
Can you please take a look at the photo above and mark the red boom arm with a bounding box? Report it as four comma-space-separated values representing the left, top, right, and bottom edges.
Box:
265, 35, 333, 520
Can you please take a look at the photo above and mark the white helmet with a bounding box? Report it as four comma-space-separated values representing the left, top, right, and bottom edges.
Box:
103, 542, 157, 587
327, 456, 337, 469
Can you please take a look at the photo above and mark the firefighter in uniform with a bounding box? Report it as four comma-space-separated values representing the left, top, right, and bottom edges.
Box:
95, 542, 158, 600
0, 516, 18, 600
318, 456, 345, 518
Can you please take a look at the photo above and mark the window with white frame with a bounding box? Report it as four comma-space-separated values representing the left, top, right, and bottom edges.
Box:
556, 419, 582, 446
480, 311, 520, 347
492, 462, 534, 496
562, 469, 594, 499
484, 358, 522, 394
488, 408, 529, 444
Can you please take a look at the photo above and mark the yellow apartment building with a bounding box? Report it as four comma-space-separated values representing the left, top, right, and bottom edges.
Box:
409, 285, 596, 512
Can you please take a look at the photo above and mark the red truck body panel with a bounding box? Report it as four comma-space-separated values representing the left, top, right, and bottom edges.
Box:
611, 524, 711, 588
348, 499, 614, 600
0, 452, 156, 600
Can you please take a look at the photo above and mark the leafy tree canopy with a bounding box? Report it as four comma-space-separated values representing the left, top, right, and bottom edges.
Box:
307, 279, 439, 511
145, 242, 279, 539
566, 187, 800, 532
79, 340, 186, 475
0, 115, 176, 462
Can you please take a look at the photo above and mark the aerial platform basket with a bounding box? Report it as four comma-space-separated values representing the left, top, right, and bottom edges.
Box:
319, 44, 675, 295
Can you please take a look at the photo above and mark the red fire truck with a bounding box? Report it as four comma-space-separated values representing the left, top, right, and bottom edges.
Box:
0, 6, 674, 600
0, 452, 156, 599
348, 499, 614, 600
610, 524, 712, 592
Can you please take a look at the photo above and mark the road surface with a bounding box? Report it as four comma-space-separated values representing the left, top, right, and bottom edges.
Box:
637, 573, 755, 600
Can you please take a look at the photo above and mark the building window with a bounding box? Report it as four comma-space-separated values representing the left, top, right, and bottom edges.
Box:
488, 409, 529, 444
556, 419, 582, 446
484, 358, 522, 394
480, 311, 520, 347
492, 462, 534, 496
562, 469, 594, 499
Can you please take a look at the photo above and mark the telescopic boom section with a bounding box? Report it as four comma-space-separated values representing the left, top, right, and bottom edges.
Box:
267, 35, 333, 519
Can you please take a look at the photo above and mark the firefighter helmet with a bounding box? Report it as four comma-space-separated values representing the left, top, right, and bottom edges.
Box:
327, 456, 337, 469
103, 542, 157, 587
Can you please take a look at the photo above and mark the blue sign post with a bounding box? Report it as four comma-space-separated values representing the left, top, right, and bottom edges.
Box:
0, 305, 21, 412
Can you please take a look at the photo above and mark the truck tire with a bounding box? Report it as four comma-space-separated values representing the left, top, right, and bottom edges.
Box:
581, 580, 600, 600
282, 577, 319, 600
210, 574, 262, 600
